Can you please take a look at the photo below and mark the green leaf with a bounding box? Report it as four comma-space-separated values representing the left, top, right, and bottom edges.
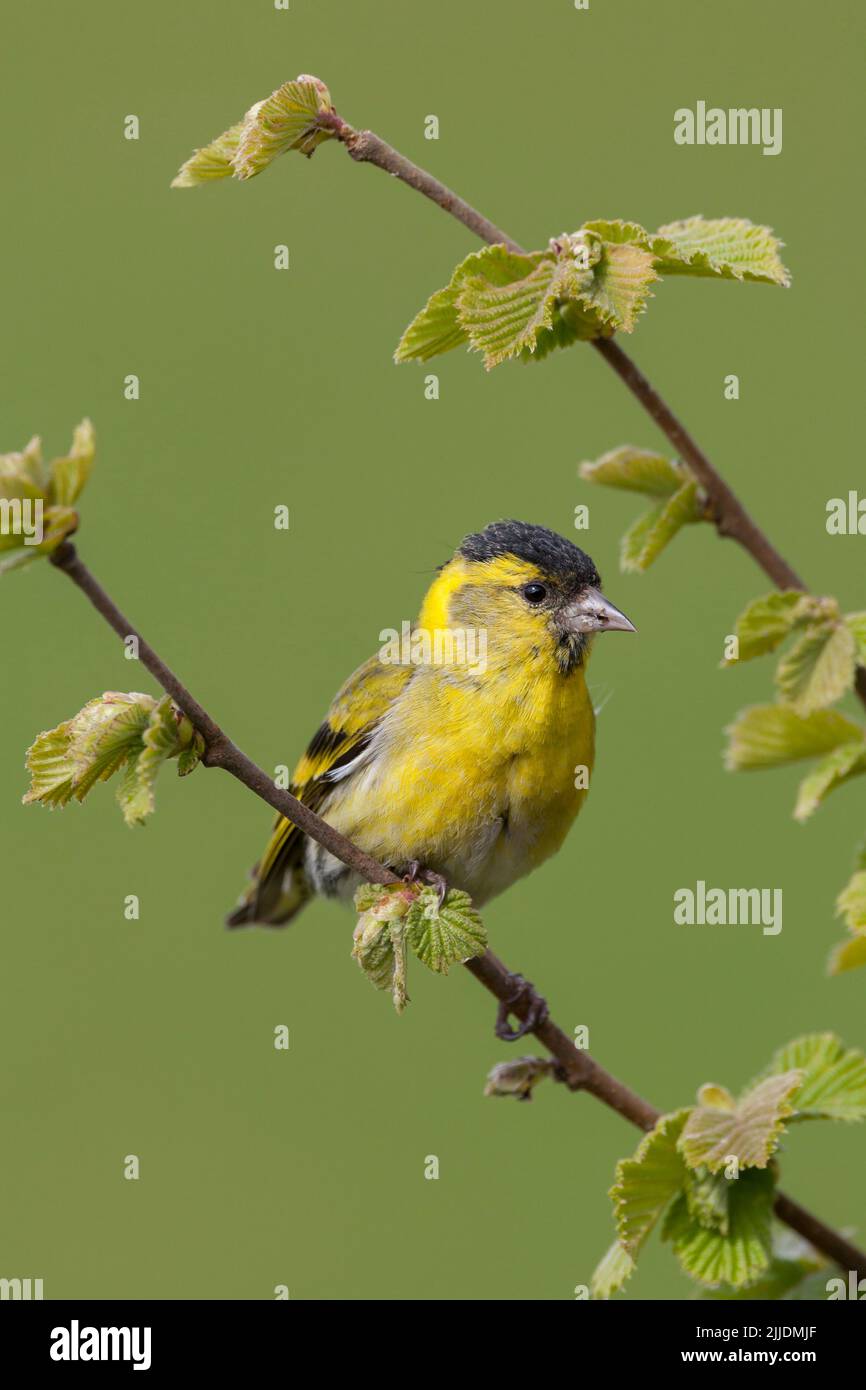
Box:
685, 1170, 731, 1235
724, 591, 809, 664
652, 217, 791, 286
171, 122, 244, 188
24, 692, 199, 824
724, 705, 865, 772
836, 870, 866, 933
394, 246, 546, 364
609, 1109, 690, 1254
794, 743, 866, 821
579, 446, 688, 498
845, 611, 866, 664
590, 1241, 636, 1300
232, 77, 336, 180
620, 479, 703, 572
577, 238, 658, 332
699, 1228, 824, 1300
775, 622, 857, 714
48, 419, 95, 508
457, 257, 568, 369
662, 1168, 776, 1289
679, 1072, 801, 1172
828, 935, 866, 975
352, 882, 420, 1012
763, 1034, 866, 1122
406, 886, 487, 972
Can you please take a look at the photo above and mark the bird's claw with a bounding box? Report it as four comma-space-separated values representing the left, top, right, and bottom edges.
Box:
494, 974, 549, 1043
403, 861, 448, 908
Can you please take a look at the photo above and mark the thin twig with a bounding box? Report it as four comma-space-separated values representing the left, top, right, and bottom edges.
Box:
325, 114, 866, 714
46, 539, 866, 1278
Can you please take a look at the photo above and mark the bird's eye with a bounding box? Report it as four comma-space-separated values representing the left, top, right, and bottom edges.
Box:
522, 582, 547, 605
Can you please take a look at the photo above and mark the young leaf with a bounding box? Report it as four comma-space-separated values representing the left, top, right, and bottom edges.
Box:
590, 1241, 636, 1300
775, 621, 857, 714
762, 1034, 866, 1122
723, 591, 808, 664
652, 217, 791, 286
232, 77, 336, 180
698, 1228, 824, 1300
609, 1109, 690, 1254
48, 418, 95, 507
456, 257, 567, 369
579, 446, 688, 498
620, 479, 703, 573
724, 705, 865, 772
679, 1072, 802, 1172
662, 1168, 775, 1289
828, 935, 866, 976
394, 247, 547, 364
836, 869, 866, 933
405, 886, 487, 972
171, 123, 244, 188
24, 692, 200, 824
172, 75, 335, 188
845, 611, 866, 664
794, 743, 866, 821
576, 238, 658, 333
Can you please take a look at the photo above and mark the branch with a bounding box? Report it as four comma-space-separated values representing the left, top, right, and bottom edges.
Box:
46, 539, 866, 1280
325, 114, 866, 715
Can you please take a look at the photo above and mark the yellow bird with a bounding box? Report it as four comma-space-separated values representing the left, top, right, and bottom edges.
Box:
227, 520, 634, 1033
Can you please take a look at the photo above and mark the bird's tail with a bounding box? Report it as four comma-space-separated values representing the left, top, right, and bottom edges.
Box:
225, 818, 312, 928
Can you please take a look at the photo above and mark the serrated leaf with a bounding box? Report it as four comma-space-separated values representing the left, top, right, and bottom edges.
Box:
794, 743, 866, 821
776, 622, 857, 714
22, 722, 77, 808
48, 419, 95, 508
590, 1241, 636, 1300
828, 935, 866, 975
724, 591, 809, 664
67, 691, 156, 801
724, 705, 865, 771
836, 870, 866, 933
171, 122, 244, 188
24, 692, 197, 824
680, 1072, 801, 1172
117, 696, 185, 826
406, 887, 487, 972
457, 257, 566, 369
232, 77, 335, 180
652, 217, 790, 286
685, 1170, 731, 1235
662, 1168, 775, 1289
394, 246, 546, 364
699, 1228, 824, 1300
845, 611, 866, 664
763, 1033, 866, 1122
620, 479, 703, 572
610, 1110, 690, 1254
578, 238, 658, 332
579, 446, 688, 498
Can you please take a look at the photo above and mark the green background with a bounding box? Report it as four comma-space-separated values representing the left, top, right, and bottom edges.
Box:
2, 0, 864, 1300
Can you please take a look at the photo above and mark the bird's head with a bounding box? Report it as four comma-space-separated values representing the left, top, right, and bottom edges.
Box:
417, 520, 635, 677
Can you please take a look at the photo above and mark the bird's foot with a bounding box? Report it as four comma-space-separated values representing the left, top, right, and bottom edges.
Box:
495, 974, 549, 1043
403, 861, 448, 908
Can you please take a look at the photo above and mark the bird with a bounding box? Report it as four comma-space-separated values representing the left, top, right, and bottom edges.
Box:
226, 519, 635, 1036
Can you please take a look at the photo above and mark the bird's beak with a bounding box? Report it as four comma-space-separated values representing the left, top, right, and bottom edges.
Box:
563, 586, 636, 635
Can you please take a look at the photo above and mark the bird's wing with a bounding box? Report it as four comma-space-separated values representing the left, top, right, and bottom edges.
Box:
231, 653, 414, 925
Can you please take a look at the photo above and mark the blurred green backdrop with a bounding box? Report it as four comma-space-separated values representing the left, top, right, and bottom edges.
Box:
1, 0, 864, 1300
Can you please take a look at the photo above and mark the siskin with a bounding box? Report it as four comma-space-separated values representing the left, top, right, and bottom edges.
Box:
227, 520, 634, 1022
